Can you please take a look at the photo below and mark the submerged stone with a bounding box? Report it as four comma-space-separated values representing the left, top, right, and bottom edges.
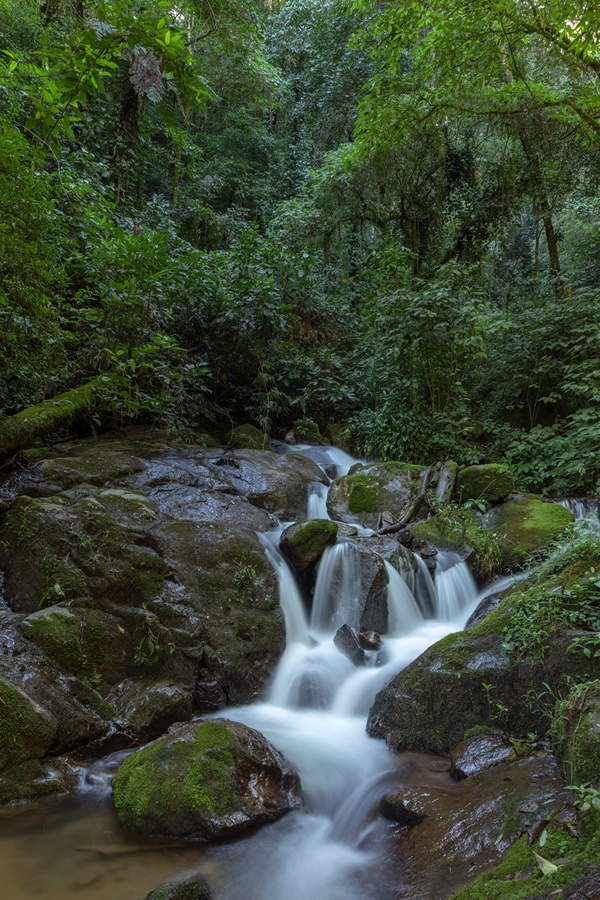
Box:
112, 719, 301, 840
144, 876, 212, 900
333, 624, 365, 665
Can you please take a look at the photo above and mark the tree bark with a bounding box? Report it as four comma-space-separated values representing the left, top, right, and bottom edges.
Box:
0, 378, 103, 458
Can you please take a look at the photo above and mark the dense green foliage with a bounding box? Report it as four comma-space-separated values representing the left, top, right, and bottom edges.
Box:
1, 0, 600, 496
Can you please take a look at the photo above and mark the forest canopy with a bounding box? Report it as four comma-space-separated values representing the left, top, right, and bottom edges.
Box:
1, 0, 600, 495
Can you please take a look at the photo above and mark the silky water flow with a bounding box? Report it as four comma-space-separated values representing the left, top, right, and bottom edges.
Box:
0, 447, 498, 900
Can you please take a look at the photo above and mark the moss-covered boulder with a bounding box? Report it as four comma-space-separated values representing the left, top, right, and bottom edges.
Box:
112, 719, 301, 840
485, 496, 574, 569
229, 424, 269, 450
367, 560, 600, 754
0, 676, 57, 771
456, 464, 514, 504
292, 419, 329, 445
0, 758, 79, 805
411, 514, 473, 556
150, 521, 284, 703
21, 605, 134, 685
144, 877, 211, 900
327, 461, 425, 529
327, 423, 355, 453
556, 680, 600, 785
280, 519, 338, 571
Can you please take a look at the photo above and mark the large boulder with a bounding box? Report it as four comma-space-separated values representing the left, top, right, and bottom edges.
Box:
484, 496, 574, 569
0, 433, 314, 804
112, 719, 301, 840
327, 461, 425, 529
367, 558, 600, 754
456, 464, 514, 504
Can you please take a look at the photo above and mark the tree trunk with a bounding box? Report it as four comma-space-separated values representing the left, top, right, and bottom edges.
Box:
0, 378, 103, 459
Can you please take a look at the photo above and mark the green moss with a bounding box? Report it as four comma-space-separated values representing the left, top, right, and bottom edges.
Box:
457, 464, 515, 504
229, 424, 268, 450
285, 519, 338, 560
327, 423, 354, 452
451, 811, 600, 900
346, 473, 379, 513
0, 759, 75, 805
552, 681, 600, 784
113, 722, 241, 834
144, 877, 211, 900
22, 605, 132, 682
98, 489, 157, 521
0, 677, 56, 771
488, 497, 574, 570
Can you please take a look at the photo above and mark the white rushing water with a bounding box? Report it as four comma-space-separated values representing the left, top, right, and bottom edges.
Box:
208, 451, 483, 900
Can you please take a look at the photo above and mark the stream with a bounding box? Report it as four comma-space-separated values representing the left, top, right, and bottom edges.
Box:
0, 446, 574, 900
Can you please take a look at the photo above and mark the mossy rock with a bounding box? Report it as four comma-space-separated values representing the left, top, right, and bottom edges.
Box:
327, 423, 355, 453
98, 489, 157, 522
327, 461, 425, 528
411, 513, 474, 556
367, 560, 600, 754
194, 433, 219, 449
485, 496, 574, 569
21, 605, 134, 685
150, 521, 284, 702
39, 449, 146, 489
558, 680, 600, 785
0, 677, 57, 771
0, 758, 79, 806
280, 519, 338, 570
456, 464, 514, 504
144, 877, 212, 900
228, 424, 269, 451
292, 419, 329, 445
112, 718, 300, 840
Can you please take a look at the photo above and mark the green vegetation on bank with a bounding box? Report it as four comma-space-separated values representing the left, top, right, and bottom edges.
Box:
0, 0, 599, 498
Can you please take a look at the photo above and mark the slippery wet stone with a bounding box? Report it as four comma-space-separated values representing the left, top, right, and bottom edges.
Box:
327, 461, 425, 529
450, 732, 513, 779
387, 751, 571, 899
112, 719, 301, 841
144, 876, 212, 900
333, 625, 365, 666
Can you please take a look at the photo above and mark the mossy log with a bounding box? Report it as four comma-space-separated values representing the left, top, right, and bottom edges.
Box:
0, 378, 103, 458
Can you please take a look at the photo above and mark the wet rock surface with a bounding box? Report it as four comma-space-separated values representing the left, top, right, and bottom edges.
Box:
144, 876, 212, 900
450, 732, 513, 779
112, 718, 301, 840
333, 624, 365, 665
327, 461, 425, 529
386, 749, 571, 900
0, 434, 329, 802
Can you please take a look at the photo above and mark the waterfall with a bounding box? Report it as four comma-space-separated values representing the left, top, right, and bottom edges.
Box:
384, 560, 423, 635
413, 554, 437, 618
310, 542, 362, 632
307, 481, 330, 519
258, 531, 309, 646
557, 498, 599, 522
434, 550, 479, 621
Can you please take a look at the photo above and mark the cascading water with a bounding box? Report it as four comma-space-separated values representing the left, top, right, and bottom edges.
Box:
0, 446, 486, 900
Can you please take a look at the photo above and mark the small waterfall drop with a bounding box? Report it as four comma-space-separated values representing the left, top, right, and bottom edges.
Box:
434, 550, 479, 620
384, 560, 423, 635
307, 481, 330, 519
311, 542, 362, 632
557, 498, 599, 522
258, 531, 309, 646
